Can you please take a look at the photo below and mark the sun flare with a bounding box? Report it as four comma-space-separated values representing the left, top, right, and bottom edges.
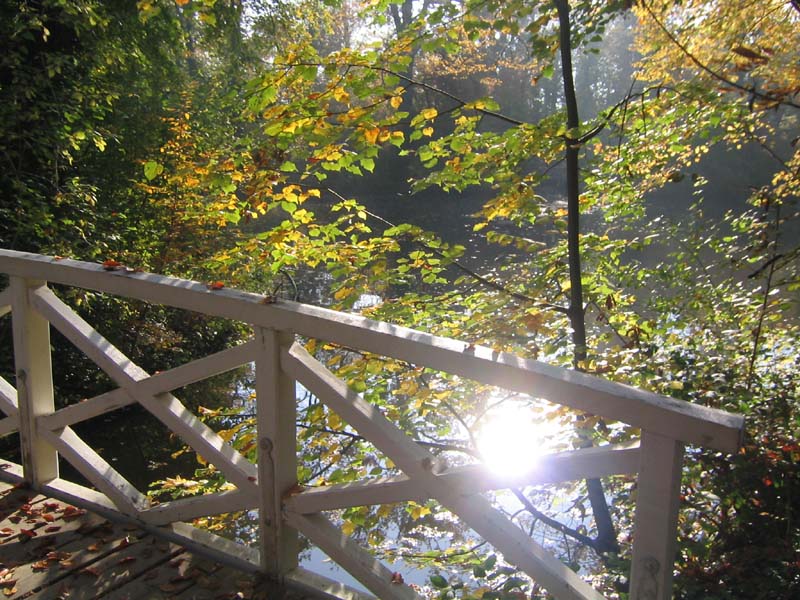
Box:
476, 404, 562, 478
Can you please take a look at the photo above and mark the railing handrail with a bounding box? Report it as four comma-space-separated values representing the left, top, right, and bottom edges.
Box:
0, 248, 744, 452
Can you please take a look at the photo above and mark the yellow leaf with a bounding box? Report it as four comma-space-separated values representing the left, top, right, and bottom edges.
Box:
522, 311, 545, 331
342, 520, 356, 535
668, 381, 684, 390
333, 87, 350, 103
390, 95, 402, 109
421, 107, 438, 120
327, 412, 343, 429
364, 127, 381, 144
334, 287, 353, 301
422, 126, 434, 137
410, 504, 431, 520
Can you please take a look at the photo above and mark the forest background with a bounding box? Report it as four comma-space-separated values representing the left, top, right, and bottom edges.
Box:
0, 0, 798, 598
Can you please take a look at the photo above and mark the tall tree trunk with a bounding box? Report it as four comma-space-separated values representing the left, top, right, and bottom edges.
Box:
553, 0, 619, 554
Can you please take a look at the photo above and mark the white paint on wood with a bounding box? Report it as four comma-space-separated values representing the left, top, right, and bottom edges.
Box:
286, 442, 640, 514
629, 432, 684, 600
255, 328, 299, 574
284, 344, 603, 600
0, 285, 11, 317
0, 375, 19, 417
139, 489, 255, 526
0, 250, 744, 452
282, 343, 433, 474
10, 278, 58, 484
0, 416, 18, 438
39, 388, 135, 431
39, 425, 147, 515
40, 339, 257, 431
0, 458, 23, 481
287, 512, 422, 600
287, 567, 377, 600
31, 287, 259, 497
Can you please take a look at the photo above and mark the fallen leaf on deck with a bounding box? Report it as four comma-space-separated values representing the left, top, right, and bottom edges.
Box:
80, 566, 100, 578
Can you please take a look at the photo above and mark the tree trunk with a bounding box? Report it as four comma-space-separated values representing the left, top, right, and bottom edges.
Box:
553, 0, 619, 554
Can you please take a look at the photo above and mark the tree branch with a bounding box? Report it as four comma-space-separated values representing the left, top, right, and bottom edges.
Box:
642, 1, 800, 110
510, 488, 605, 554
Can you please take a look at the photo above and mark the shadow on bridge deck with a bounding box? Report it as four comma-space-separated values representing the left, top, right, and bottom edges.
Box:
0, 479, 326, 600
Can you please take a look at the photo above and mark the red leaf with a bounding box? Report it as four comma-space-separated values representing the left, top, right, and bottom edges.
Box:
102, 259, 122, 271
45, 526, 62, 533
391, 572, 404, 584
0, 528, 13, 537
81, 566, 101, 578
42, 513, 55, 522
208, 281, 225, 290
19, 528, 37, 539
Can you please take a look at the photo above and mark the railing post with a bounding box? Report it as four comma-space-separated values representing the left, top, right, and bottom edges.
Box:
629, 431, 684, 600
10, 277, 59, 485
255, 327, 299, 576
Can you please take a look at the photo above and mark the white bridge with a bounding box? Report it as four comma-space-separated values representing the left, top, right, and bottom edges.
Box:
0, 249, 744, 600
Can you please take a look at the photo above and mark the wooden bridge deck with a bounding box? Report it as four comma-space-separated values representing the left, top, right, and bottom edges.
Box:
0, 479, 313, 600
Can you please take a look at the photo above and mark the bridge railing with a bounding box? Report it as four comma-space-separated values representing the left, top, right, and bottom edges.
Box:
0, 249, 745, 600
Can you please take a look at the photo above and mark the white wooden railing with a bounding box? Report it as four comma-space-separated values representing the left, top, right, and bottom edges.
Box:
0, 249, 744, 600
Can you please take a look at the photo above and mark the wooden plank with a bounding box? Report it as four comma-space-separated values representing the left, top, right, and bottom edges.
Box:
284, 345, 603, 600
38, 388, 135, 432
10, 278, 58, 485
0, 461, 24, 486
286, 512, 422, 600
34, 535, 183, 600
255, 327, 298, 574
38, 426, 147, 516
0, 376, 20, 437
0, 375, 18, 417
36, 331, 244, 428
107, 550, 220, 599
0, 513, 136, 598
138, 489, 254, 526
286, 442, 640, 514
0, 496, 106, 567
31, 287, 259, 497
0, 417, 18, 438
282, 344, 434, 475
0, 250, 744, 452
3, 472, 263, 579
40, 335, 255, 430
629, 432, 684, 600
286, 567, 377, 600
0, 285, 11, 317
16, 523, 152, 600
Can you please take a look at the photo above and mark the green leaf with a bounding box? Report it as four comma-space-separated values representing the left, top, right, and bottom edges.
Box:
143, 161, 163, 181
430, 574, 449, 589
